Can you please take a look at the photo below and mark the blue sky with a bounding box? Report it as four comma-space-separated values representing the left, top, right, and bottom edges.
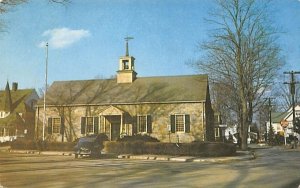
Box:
0, 0, 300, 91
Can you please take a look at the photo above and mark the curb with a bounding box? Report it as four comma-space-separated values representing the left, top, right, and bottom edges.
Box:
4, 149, 255, 162
117, 152, 255, 163
7, 149, 73, 156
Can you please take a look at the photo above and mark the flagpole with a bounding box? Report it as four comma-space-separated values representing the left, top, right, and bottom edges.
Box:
43, 43, 48, 141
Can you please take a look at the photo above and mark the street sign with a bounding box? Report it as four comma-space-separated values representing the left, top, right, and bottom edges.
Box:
280, 120, 289, 128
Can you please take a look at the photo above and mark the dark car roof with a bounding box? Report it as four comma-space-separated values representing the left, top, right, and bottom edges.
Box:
79, 135, 98, 142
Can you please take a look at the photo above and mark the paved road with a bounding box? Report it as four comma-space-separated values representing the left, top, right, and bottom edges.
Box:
0, 147, 299, 188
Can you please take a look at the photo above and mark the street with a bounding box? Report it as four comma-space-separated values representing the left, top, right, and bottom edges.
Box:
0, 147, 300, 188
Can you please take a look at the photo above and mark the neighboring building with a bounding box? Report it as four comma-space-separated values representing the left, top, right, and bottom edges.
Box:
35, 44, 215, 143
214, 112, 226, 142
0, 82, 39, 142
267, 105, 300, 141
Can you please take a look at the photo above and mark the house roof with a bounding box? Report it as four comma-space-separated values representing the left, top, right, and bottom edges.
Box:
39, 74, 209, 106
271, 112, 289, 123
0, 112, 25, 128
0, 89, 36, 112
0, 85, 37, 129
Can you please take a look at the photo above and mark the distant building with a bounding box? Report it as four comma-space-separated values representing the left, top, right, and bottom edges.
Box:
0, 82, 39, 142
35, 43, 215, 143
267, 105, 300, 141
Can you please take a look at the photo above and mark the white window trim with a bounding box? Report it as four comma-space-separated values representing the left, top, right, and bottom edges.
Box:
137, 115, 148, 133
175, 114, 185, 133
215, 128, 220, 138
82, 116, 99, 134
50, 117, 61, 134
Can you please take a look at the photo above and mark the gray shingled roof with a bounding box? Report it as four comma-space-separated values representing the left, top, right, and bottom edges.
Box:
271, 112, 289, 123
40, 75, 208, 106
0, 89, 35, 112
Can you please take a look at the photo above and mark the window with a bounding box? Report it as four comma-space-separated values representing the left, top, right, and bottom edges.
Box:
175, 115, 185, 132
170, 114, 190, 133
0, 111, 7, 118
86, 117, 94, 133
81, 117, 99, 135
8, 128, 16, 136
48, 117, 63, 134
215, 128, 220, 138
0, 128, 4, 136
137, 115, 152, 133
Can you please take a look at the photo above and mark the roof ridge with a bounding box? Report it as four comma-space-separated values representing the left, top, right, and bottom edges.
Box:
51, 74, 208, 84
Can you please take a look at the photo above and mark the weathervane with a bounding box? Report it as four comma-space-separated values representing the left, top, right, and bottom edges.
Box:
124, 36, 134, 56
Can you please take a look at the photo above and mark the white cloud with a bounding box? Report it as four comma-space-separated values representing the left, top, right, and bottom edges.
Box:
38, 28, 90, 49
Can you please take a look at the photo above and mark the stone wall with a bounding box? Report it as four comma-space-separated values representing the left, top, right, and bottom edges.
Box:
35, 102, 210, 143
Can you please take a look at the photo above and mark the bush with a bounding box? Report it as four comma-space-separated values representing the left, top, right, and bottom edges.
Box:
104, 141, 236, 157
10, 138, 76, 151
10, 138, 37, 150
45, 142, 76, 151
117, 134, 159, 142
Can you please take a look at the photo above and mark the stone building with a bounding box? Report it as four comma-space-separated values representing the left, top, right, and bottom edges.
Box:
0, 82, 38, 142
35, 44, 215, 143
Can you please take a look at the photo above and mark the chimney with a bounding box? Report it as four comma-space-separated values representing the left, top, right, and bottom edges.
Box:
12, 82, 18, 91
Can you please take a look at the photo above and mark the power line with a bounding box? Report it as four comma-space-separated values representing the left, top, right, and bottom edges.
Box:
283, 71, 300, 149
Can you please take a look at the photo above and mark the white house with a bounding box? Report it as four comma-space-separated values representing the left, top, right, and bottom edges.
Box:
267, 104, 300, 142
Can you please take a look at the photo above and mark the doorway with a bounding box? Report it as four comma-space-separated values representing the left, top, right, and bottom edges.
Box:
105, 115, 121, 141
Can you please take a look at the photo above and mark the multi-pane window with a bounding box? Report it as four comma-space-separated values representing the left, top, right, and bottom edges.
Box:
52, 118, 61, 134
137, 115, 147, 132
175, 115, 185, 132
48, 117, 62, 134
81, 117, 99, 135
136, 115, 152, 133
86, 117, 94, 133
170, 114, 190, 133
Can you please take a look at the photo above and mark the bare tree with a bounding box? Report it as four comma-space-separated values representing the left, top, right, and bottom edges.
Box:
193, 0, 283, 150
0, 0, 70, 31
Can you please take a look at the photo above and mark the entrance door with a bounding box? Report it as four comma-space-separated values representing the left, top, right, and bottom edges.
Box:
106, 115, 121, 141
111, 122, 121, 141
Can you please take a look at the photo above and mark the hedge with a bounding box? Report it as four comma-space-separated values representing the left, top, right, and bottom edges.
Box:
104, 141, 236, 157
10, 139, 76, 151
117, 134, 159, 142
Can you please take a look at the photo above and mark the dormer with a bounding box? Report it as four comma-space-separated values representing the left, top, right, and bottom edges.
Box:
117, 37, 137, 84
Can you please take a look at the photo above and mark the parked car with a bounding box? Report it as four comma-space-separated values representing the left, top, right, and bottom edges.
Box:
73, 134, 108, 158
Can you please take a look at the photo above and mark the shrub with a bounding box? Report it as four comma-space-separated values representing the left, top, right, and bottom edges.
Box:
10, 138, 37, 150
10, 138, 76, 151
45, 142, 76, 151
104, 141, 236, 157
117, 134, 159, 142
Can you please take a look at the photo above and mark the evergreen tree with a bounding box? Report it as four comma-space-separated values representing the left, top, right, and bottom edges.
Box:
268, 124, 275, 145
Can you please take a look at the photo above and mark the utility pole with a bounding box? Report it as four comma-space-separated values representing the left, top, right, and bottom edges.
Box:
265, 97, 274, 145
284, 71, 300, 149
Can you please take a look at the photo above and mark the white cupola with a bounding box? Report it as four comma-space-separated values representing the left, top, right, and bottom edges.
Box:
117, 37, 137, 84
